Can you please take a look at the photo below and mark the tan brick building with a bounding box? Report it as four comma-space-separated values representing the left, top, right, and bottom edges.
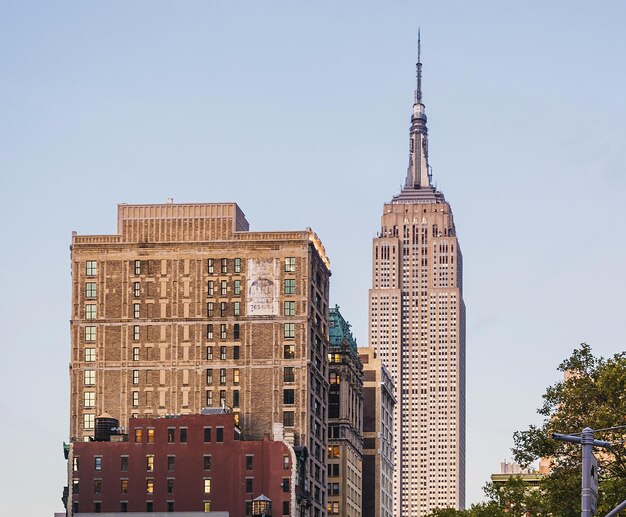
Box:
359, 347, 395, 517
69, 201, 331, 515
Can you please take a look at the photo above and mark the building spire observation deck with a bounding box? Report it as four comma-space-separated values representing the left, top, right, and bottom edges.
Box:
396, 32, 441, 203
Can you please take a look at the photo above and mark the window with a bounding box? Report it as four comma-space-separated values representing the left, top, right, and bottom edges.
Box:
204, 478, 212, 494
245, 477, 253, 493
328, 482, 339, 495
216, 427, 223, 442
133, 303, 140, 319
219, 324, 227, 340
233, 325, 240, 341
208, 259, 214, 274
94, 456, 102, 471
73, 457, 80, 472
204, 427, 212, 442
284, 367, 295, 383
219, 368, 226, 385
133, 282, 140, 297
234, 258, 241, 273
121, 502, 128, 512
204, 454, 212, 470
283, 345, 295, 359
329, 372, 341, 384
147, 428, 155, 444
121, 479, 128, 494
133, 260, 141, 275
283, 501, 290, 516
233, 346, 240, 360
234, 279, 241, 295
167, 501, 174, 512
219, 345, 226, 360
284, 301, 296, 316
83, 414, 94, 430
84, 348, 96, 362
327, 463, 339, 477
234, 302, 240, 316
221, 258, 227, 274
284, 323, 295, 338
206, 390, 213, 406
207, 324, 214, 340
146, 455, 154, 471
207, 302, 214, 317
73, 479, 80, 495
220, 280, 227, 295
283, 389, 295, 405
132, 347, 140, 361
134, 429, 143, 442
206, 368, 213, 385
85, 304, 97, 320
203, 502, 212, 512
167, 428, 175, 443
285, 257, 296, 272
208, 280, 214, 296
85, 326, 96, 342
245, 455, 254, 470
282, 478, 290, 493
132, 370, 139, 385
84, 370, 95, 386
328, 502, 340, 514
327, 445, 340, 458
86, 282, 97, 299
121, 456, 129, 471
146, 502, 153, 512
167, 478, 174, 494
86, 261, 97, 276
84, 392, 95, 408
220, 302, 227, 317
233, 369, 240, 384
146, 478, 154, 494
206, 346, 213, 361
284, 279, 296, 294
167, 455, 175, 470
133, 325, 140, 341
233, 390, 240, 407
219, 390, 226, 406
132, 391, 139, 407
283, 455, 290, 470
94, 499, 101, 511
180, 428, 187, 443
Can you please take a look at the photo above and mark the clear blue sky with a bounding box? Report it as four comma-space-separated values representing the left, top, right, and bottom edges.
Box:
1, 1, 625, 514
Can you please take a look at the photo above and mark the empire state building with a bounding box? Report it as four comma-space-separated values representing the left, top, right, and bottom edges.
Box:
368, 39, 466, 515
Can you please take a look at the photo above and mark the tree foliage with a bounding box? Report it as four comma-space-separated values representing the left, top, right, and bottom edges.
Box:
426, 344, 626, 516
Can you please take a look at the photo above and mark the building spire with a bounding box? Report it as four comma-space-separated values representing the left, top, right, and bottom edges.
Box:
404, 30, 431, 190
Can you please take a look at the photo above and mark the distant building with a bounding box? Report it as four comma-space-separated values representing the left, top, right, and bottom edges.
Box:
68, 412, 299, 516
359, 347, 395, 517
490, 460, 544, 489
327, 307, 363, 517
69, 201, 331, 516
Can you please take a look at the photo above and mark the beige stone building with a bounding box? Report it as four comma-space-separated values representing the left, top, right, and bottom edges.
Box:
359, 347, 395, 517
327, 307, 363, 517
69, 201, 331, 516
368, 43, 466, 514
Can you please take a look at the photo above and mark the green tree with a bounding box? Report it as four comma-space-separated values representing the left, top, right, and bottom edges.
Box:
512, 343, 626, 515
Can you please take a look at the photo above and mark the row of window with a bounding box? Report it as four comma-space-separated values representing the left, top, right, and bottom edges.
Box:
72, 500, 290, 515
85, 257, 297, 277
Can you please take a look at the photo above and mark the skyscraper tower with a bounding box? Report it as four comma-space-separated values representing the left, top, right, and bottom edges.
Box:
368, 36, 466, 514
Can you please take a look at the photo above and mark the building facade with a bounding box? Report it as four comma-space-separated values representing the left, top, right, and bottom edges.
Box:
69, 412, 296, 516
327, 307, 363, 517
69, 202, 331, 516
368, 42, 466, 514
359, 347, 395, 517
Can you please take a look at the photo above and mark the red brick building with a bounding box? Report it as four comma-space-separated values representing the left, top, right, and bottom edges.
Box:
69, 412, 297, 516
